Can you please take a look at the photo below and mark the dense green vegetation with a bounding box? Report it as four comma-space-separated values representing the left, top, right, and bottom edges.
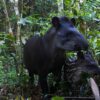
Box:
0, 0, 100, 99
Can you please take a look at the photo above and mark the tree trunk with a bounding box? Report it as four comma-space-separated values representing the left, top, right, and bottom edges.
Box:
57, 0, 64, 16
2, 0, 13, 34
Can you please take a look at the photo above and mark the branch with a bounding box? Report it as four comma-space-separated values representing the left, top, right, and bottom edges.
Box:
88, 77, 100, 100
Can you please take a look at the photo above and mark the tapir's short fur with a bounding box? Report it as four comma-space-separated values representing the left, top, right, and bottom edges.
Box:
23, 16, 88, 93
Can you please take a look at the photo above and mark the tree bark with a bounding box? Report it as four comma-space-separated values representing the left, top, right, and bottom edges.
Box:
57, 0, 64, 16
2, 0, 13, 34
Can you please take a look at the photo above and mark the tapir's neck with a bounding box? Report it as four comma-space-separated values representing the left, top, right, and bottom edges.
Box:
43, 27, 56, 40
42, 27, 58, 55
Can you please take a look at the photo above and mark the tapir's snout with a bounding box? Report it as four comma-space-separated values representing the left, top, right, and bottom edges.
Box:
87, 63, 100, 74
74, 42, 89, 51
74, 34, 89, 51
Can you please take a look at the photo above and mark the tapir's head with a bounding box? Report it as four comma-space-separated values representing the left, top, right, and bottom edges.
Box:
51, 16, 89, 51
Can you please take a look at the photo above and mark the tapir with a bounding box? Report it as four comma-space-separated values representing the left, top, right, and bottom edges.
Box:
23, 16, 89, 93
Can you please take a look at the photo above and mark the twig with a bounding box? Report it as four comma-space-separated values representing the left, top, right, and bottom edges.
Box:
88, 77, 100, 100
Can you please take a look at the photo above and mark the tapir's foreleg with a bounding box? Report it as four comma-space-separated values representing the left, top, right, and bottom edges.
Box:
28, 70, 34, 85
39, 75, 48, 94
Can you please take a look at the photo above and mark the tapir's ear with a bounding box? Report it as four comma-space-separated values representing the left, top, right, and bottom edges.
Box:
52, 17, 60, 27
71, 18, 76, 25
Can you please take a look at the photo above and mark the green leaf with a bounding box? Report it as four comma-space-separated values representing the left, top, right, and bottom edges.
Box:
72, 8, 77, 15
52, 96, 64, 100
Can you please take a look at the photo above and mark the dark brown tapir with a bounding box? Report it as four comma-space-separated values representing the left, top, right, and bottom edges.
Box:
23, 16, 89, 94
